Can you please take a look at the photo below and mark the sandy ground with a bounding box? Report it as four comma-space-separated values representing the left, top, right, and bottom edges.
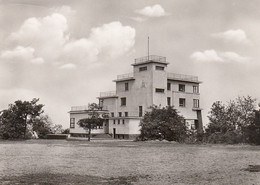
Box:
0, 139, 260, 185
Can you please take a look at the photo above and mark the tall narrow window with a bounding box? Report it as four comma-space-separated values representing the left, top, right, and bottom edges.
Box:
111, 112, 114, 117
193, 86, 199, 93
70, 118, 75, 128
113, 120, 116, 124
121, 97, 126, 106
125, 112, 128, 117
167, 83, 171, 91
139, 106, 143, 117
125, 83, 129, 91
167, 97, 171, 106
179, 98, 186, 107
122, 119, 125, 124
193, 99, 199, 108
179, 84, 185, 92
119, 112, 122, 117
118, 119, 120, 124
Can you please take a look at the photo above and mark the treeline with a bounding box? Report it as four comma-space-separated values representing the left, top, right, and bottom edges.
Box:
138, 96, 260, 145
0, 98, 68, 140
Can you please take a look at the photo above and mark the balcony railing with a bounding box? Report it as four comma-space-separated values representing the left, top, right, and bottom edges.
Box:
167, 73, 199, 82
134, 55, 166, 64
99, 91, 117, 97
71, 105, 108, 111
117, 73, 134, 80
71, 105, 89, 111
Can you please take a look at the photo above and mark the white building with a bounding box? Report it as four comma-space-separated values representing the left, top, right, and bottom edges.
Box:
69, 55, 203, 139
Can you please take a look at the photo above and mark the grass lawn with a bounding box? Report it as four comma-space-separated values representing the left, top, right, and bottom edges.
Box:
0, 139, 260, 184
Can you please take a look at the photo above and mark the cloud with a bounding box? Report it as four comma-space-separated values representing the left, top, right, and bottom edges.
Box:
190, 49, 250, 63
221, 51, 251, 62
59, 63, 76, 69
135, 4, 167, 17
9, 13, 69, 61
190, 50, 223, 62
0, 46, 44, 64
7, 12, 135, 66
211, 29, 250, 44
89, 22, 135, 57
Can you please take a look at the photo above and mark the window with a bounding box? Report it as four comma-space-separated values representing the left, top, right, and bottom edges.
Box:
122, 119, 125, 124
193, 86, 199, 93
179, 98, 186, 107
119, 112, 122, 117
193, 99, 199, 108
139, 106, 143, 117
167, 83, 171, 91
139, 66, 147, 71
179, 84, 185, 92
155, 88, 164, 93
70, 118, 75, 128
125, 112, 128, 117
121, 97, 126, 106
111, 112, 114, 117
156, 66, 164, 70
118, 119, 120, 124
125, 83, 129, 91
167, 97, 171, 106
113, 120, 116, 124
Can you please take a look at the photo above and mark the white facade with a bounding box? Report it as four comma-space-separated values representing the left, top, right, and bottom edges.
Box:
69, 55, 203, 139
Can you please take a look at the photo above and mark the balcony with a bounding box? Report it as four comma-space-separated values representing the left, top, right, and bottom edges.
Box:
116, 73, 134, 81
134, 55, 167, 65
99, 91, 118, 98
167, 73, 199, 83
71, 105, 108, 111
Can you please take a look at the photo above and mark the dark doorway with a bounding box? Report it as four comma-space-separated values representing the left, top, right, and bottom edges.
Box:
113, 128, 116, 139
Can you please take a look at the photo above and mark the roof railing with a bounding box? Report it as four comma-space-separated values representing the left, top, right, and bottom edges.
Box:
117, 73, 134, 80
167, 73, 199, 82
99, 91, 117, 97
134, 55, 166, 64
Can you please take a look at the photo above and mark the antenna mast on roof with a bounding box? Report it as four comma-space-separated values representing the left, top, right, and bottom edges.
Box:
148, 36, 150, 61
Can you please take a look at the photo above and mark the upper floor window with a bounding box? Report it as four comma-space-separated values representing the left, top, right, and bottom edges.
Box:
179, 84, 185, 92
122, 119, 125, 124
125, 83, 129, 91
121, 97, 126, 106
193, 86, 199, 93
167, 83, 171, 91
193, 99, 199, 108
179, 98, 186, 107
125, 112, 128, 117
155, 88, 164, 93
119, 112, 122, 117
118, 119, 120, 124
156, 66, 164, 70
70, 118, 75, 128
113, 120, 116, 124
139, 66, 147, 72
111, 112, 114, 117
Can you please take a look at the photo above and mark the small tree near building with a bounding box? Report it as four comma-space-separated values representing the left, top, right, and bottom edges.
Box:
77, 103, 108, 141
138, 106, 187, 142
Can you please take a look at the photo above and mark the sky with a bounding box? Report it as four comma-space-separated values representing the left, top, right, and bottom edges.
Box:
1, 0, 260, 128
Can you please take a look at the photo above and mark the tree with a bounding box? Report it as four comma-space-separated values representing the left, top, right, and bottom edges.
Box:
0, 98, 44, 139
77, 103, 108, 141
29, 115, 53, 139
206, 96, 257, 143
138, 106, 187, 142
